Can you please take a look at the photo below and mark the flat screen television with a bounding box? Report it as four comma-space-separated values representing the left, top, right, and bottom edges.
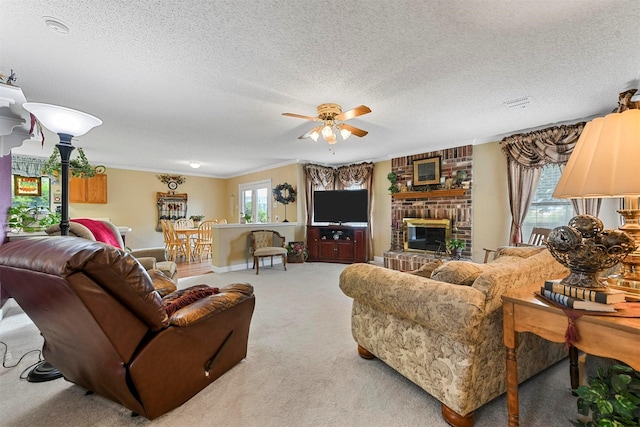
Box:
313, 190, 369, 224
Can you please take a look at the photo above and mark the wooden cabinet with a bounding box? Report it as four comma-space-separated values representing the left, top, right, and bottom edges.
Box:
70, 174, 107, 204
306, 225, 368, 263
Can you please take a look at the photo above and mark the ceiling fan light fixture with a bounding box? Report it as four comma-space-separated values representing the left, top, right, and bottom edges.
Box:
283, 103, 371, 145
321, 124, 334, 139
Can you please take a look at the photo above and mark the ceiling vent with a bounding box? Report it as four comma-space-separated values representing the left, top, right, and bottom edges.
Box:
503, 96, 531, 110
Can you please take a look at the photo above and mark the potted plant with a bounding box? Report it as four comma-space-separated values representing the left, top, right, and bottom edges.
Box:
189, 215, 205, 227
573, 363, 640, 427
446, 238, 466, 259
287, 241, 307, 263
387, 172, 399, 194
42, 147, 98, 178
8, 205, 61, 232
240, 212, 251, 224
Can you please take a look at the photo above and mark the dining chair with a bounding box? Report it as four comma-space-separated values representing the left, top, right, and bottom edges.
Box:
217, 218, 228, 224
175, 218, 194, 229
193, 220, 216, 261
162, 220, 188, 261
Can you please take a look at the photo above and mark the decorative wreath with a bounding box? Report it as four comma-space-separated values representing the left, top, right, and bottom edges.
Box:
273, 182, 297, 205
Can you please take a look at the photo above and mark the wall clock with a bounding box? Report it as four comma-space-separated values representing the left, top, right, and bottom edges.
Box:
167, 181, 178, 191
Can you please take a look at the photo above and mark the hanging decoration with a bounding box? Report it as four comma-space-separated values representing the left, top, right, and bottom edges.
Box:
273, 182, 297, 222
157, 174, 186, 185
42, 146, 99, 178
273, 182, 297, 204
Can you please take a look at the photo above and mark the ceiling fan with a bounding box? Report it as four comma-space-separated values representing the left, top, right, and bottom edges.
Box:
282, 103, 371, 144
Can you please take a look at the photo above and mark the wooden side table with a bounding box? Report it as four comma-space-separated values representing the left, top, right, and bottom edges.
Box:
502, 284, 640, 427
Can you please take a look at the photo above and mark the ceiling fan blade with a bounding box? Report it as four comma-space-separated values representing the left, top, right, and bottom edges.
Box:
298, 125, 323, 139
282, 112, 321, 121
339, 123, 368, 137
335, 105, 371, 121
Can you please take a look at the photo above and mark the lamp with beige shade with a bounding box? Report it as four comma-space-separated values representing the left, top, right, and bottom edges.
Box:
551, 93, 640, 288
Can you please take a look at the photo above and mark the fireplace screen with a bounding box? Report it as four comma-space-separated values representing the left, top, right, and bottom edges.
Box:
403, 218, 451, 253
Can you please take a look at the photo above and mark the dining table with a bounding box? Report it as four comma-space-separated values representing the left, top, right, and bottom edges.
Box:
174, 227, 199, 262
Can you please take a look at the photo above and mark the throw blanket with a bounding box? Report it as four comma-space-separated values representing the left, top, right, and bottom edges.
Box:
71, 218, 123, 249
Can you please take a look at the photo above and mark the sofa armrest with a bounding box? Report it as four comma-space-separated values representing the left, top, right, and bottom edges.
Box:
167, 283, 254, 327
130, 247, 168, 262
339, 264, 486, 344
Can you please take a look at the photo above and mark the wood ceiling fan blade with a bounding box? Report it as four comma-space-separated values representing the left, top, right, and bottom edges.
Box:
335, 105, 371, 121
339, 123, 368, 137
298, 125, 323, 139
282, 112, 321, 121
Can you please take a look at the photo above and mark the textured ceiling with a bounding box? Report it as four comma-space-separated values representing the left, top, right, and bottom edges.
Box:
2, 0, 640, 177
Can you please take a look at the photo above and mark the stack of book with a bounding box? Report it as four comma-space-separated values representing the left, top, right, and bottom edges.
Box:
540, 280, 626, 312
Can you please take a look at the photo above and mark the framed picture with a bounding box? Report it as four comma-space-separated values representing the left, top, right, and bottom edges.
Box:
413, 157, 441, 186
14, 175, 42, 196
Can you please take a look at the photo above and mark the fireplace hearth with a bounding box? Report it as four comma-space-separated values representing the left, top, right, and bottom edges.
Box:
403, 218, 451, 253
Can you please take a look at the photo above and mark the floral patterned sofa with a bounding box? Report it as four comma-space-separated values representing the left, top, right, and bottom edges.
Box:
339, 247, 569, 427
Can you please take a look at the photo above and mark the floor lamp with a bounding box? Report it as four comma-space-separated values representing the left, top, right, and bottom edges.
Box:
22, 102, 102, 381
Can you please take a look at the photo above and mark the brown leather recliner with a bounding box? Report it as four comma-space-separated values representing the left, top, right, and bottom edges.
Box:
0, 236, 255, 420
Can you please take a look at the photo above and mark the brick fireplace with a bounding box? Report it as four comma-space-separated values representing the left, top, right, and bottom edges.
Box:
384, 145, 473, 271
403, 218, 451, 252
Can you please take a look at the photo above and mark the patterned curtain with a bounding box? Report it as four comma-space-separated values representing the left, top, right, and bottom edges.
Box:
336, 162, 374, 258
303, 164, 336, 225
11, 155, 46, 178
506, 159, 541, 244
500, 122, 586, 243
304, 162, 375, 259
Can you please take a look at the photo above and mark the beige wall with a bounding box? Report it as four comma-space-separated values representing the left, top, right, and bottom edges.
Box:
212, 223, 298, 271
471, 141, 510, 262
469, 141, 621, 262
62, 168, 226, 249
371, 160, 392, 260
50, 145, 623, 262
224, 163, 305, 241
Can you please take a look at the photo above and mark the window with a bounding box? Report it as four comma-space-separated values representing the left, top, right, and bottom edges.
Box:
239, 179, 271, 223
522, 165, 573, 240
11, 175, 52, 209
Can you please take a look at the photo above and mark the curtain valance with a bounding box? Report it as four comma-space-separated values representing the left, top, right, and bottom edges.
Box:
11, 155, 46, 178
500, 122, 585, 169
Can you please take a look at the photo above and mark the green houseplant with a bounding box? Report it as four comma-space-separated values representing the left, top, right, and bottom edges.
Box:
42, 147, 97, 178
189, 215, 205, 226
8, 204, 61, 232
387, 172, 399, 194
572, 363, 640, 427
446, 238, 467, 259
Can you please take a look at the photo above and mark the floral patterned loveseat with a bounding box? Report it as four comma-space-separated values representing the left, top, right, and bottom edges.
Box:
339, 247, 569, 427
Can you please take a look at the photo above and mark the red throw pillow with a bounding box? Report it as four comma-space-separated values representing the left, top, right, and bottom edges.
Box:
163, 286, 220, 316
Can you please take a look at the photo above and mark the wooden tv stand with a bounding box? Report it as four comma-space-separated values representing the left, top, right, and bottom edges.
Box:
307, 225, 368, 263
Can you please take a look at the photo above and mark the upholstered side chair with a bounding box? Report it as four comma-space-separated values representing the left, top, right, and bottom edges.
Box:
250, 229, 287, 275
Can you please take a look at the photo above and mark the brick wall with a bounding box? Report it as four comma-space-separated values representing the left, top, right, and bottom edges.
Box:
389, 145, 473, 258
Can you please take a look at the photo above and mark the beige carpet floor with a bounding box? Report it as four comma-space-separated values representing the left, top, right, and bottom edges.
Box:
0, 262, 579, 426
